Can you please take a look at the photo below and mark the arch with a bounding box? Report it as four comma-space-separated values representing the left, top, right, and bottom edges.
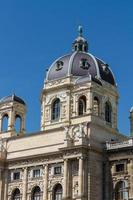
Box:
2, 113, 9, 132
53, 183, 63, 200
93, 96, 100, 116
115, 181, 128, 200
31, 186, 42, 200
15, 114, 22, 133
78, 95, 86, 116
105, 101, 112, 123
51, 98, 60, 120
11, 188, 21, 200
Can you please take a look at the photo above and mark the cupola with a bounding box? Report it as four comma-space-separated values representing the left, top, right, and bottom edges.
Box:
72, 26, 88, 52
0, 94, 26, 138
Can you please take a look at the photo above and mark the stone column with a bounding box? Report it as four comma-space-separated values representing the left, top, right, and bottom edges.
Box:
63, 159, 68, 199
87, 89, 93, 114
43, 164, 48, 200
4, 169, 8, 200
78, 157, 84, 198
8, 110, 14, 131
20, 116, 26, 134
22, 167, 28, 200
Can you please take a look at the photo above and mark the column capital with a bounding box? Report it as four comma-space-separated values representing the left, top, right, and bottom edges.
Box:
22, 166, 28, 170
63, 158, 68, 162
43, 164, 48, 167
78, 156, 86, 160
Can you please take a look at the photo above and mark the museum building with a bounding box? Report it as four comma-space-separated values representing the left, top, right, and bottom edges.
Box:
0, 27, 133, 200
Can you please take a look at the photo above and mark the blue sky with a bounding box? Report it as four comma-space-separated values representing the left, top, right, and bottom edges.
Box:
0, 0, 133, 135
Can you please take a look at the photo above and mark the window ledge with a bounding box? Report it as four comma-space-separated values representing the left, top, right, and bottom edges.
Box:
113, 171, 128, 176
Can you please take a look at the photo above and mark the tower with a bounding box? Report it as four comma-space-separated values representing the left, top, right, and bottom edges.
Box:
41, 26, 118, 135
39, 27, 122, 200
0, 94, 26, 138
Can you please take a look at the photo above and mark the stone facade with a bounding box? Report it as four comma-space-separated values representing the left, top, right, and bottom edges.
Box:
0, 27, 131, 200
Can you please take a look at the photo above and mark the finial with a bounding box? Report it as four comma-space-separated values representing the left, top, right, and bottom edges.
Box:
78, 25, 83, 37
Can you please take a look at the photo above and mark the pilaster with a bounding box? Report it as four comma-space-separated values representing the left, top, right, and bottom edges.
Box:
4, 169, 8, 200
43, 164, 48, 200
63, 159, 68, 200
22, 167, 28, 200
77, 156, 85, 200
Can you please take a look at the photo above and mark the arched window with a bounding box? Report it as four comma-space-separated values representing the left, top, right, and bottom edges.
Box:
93, 97, 100, 116
105, 101, 112, 123
115, 181, 128, 200
53, 184, 62, 200
32, 186, 41, 200
52, 98, 60, 120
2, 114, 9, 132
78, 96, 86, 116
12, 188, 21, 200
15, 115, 22, 133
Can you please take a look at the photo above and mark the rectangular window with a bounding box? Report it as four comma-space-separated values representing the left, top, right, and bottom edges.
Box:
116, 164, 124, 172
33, 169, 40, 178
13, 172, 20, 180
54, 166, 62, 175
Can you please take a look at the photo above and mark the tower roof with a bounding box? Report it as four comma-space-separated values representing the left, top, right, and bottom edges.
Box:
0, 94, 26, 105
46, 27, 116, 86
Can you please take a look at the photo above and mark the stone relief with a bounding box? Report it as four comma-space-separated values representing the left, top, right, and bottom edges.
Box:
8, 183, 23, 196
73, 181, 79, 196
27, 181, 44, 192
8, 154, 63, 169
47, 79, 66, 87
64, 123, 87, 141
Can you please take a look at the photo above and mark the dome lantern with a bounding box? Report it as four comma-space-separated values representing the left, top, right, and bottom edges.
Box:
72, 26, 88, 52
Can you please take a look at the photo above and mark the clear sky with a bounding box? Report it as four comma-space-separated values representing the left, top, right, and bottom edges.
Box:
0, 0, 133, 135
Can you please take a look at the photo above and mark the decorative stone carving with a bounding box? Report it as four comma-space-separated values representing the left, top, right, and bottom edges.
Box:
73, 181, 79, 196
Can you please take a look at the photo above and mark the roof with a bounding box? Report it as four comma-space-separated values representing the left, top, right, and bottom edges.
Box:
46, 51, 116, 86
0, 94, 26, 105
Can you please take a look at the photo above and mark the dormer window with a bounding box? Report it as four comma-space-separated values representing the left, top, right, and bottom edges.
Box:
80, 58, 90, 70
102, 64, 109, 74
56, 61, 63, 71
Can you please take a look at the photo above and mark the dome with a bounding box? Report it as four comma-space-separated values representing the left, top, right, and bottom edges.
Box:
46, 26, 116, 86
47, 52, 115, 86
0, 94, 26, 105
